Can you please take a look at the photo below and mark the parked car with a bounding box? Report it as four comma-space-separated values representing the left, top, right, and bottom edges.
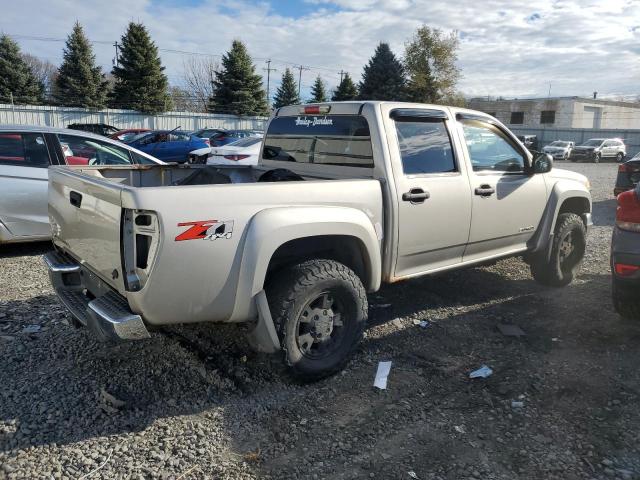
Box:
516, 134, 539, 152
46, 101, 592, 380
570, 138, 626, 163
189, 135, 263, 166
0, 126, 163, 244
191, 128, 226, 142
125, 130, 209, 163
611, 185, 640, 319
109, 128, 151, 143
210, 129, 262, 147
543, 140, 574, 160
614, 153, 640, 196
67, 123, 120, 137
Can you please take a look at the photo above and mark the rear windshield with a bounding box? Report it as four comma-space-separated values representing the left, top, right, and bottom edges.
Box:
262, 115, 374, 168
228, 137, 262, 148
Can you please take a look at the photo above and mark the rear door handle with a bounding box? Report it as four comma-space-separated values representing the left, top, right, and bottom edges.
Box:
402, 188, 430, 204
69, 191, 82, 208
474, 185, 495, 197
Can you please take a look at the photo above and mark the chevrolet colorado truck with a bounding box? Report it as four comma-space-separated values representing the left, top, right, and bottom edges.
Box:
45, 101, 593, 379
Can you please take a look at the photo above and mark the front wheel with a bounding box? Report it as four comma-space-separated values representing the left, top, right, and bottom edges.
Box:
267, 259, 368, 380
593, 152, 601, 163
530, 213, 586, 287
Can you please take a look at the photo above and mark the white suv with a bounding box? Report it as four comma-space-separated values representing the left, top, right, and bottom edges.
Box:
570, 138, 626, 163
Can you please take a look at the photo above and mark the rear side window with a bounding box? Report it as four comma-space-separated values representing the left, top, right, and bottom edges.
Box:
263, 115, 373, 168
0, 132, 50, 167
58, 134, 133, 166
394, 120, 456, 175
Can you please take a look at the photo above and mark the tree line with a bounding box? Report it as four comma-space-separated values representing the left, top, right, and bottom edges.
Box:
0, 22, 462, 116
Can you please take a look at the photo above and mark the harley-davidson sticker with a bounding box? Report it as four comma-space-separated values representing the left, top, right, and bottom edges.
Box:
175, 220, 234, 241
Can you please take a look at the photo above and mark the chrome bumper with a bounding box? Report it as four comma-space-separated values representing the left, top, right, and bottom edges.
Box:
44, 251, 150, 342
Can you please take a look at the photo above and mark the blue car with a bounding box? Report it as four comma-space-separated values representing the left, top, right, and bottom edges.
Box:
210, 130, 262, 147
126, 130, 209, 163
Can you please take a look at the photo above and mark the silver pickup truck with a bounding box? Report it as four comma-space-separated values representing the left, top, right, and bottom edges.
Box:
45, 101, 592, 379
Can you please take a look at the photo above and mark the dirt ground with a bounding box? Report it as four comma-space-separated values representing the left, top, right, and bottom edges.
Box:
1, 162, 639, 480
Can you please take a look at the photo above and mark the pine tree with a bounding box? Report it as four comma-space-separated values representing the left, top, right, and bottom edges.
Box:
331, 73, 358, 101
358, 42, 406, 101
308, 75, 327, 103
272, 68, 300, 109
208, 40, 268, 116
404, 25, 460, 104
0, 35, 44, 104
110, 23, 171, 114
55, 22, 108, 108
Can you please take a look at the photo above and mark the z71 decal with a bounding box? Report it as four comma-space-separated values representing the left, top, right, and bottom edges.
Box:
175, 220, 234, 241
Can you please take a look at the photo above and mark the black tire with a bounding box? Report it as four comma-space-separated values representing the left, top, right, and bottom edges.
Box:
612, 278, 640, 320
530, 213, 586, 287
593, 152, 601, 163
267, 259, 367, 380
570, 157, 578, 163
563, 153, 568, 160
616, 152, 624, 163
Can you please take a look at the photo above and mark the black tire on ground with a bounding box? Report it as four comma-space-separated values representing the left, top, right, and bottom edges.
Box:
267, 259, 368, 380
616, 152, 624, 163
612, 278, 640, 320
570, 157, 578, 163
530, 213, 586, 287
593, 152, 601, 163
563, 153, 568, 160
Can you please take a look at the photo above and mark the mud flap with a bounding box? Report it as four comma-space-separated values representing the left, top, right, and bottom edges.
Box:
246, 290, 281, 353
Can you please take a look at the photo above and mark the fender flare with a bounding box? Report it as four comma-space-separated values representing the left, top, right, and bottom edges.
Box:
229, 206, 382, 322
529, 181, 592, 255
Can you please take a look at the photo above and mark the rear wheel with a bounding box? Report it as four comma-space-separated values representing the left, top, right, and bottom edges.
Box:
593, 152, 601, 163
612, 278, 640, 319
531, 213, 586, 287
267, 259, 368, 380
616, 152, 624, 163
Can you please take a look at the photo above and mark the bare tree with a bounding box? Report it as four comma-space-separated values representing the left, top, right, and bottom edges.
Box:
21, 53, 58, 100
168, 85, 200, 112
182, 56, 218, 112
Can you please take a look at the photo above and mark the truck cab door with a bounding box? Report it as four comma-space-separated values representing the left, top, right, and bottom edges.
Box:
383, 106, 473, 278
456, 115, 547, 261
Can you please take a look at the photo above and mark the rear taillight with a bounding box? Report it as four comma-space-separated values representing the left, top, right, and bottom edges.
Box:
204, 138, 210, 146
122, 209, 160, 292
614, 263, 640, 276
619, 163, 628, 173
301, 105, 331, 114
223, 154, 250, 161
616, 190, 640, 232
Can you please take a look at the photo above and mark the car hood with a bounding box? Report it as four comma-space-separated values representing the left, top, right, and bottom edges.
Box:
543, 146, 566, 152
549, 167, 590, 187
574, 145, 596, 151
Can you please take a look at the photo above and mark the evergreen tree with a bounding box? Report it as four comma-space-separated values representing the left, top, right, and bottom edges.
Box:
272, 68, 300, 109
110, 23, 171, 114
0, 35, 43, 104
404, 25, 460, 104
308, 75, 327, 103
358, 42, 406, 101
208, 40, 268, 116
55, 22, 108, 108
331, 73, 358, 101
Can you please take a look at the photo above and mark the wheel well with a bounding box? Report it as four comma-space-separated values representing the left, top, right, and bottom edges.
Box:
558, 197, 590, 218
265, 235, 370, 288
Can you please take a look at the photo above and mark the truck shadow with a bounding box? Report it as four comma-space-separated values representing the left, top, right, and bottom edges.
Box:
0, 241, 51, 259
591, 198, 617, 227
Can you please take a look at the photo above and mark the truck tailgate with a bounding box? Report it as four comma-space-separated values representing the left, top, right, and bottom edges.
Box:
48, 167, 126, 294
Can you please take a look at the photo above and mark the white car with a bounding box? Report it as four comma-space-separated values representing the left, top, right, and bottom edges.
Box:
189, 136, 263, 166
543, 140, 574, 160
0, 126, 163, 244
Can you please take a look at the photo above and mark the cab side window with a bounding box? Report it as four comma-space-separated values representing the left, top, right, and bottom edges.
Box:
0, 133, 50, 168
57, 134, 133, 166
394, 120, 457, 175
461, 120, 525, 173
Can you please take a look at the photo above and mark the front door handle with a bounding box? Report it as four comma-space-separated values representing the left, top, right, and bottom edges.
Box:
402, 188, 430, 204
474, 185, 495, 197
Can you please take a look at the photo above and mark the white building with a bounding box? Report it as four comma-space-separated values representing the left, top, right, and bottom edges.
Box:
468, 96, 640, 130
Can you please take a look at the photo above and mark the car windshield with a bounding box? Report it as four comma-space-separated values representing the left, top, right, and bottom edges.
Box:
226, 137, 262, 148
550, 141, 569, 147
582, 139, 603, 147
127, 133, 152, 143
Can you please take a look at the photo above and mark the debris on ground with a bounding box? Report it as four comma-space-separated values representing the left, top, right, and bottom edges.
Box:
497, 323, 525, 337
371, 303, 392, 309
99, 388, 126, 413
21, 324, 41, 334
511, 401, 524, 409
374, 361, 392, 390
469, 365, 493, 379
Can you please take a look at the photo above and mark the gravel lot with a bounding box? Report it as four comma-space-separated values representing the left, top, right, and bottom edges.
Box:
2, 162, 639, 480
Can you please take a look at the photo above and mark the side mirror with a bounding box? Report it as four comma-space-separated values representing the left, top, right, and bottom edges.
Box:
533, 152, 553, 174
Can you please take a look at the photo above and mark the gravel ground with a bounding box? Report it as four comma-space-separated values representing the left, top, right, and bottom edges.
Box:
2, 162, 640, 480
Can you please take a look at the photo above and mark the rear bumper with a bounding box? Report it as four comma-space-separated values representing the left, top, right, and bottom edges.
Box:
44, 250, 150, 342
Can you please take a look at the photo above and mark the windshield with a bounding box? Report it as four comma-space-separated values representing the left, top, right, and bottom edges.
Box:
262, 115, 374, 168
550, 141, 569, 147
582, 139, 603, 147
127, 133, 151, 143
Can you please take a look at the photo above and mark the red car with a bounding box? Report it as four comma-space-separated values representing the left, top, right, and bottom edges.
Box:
109, 128, 150, 143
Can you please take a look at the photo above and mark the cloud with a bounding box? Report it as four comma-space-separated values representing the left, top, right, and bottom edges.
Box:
1, 0, 638, 100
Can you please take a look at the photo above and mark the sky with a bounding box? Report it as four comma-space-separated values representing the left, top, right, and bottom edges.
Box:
1, 0, 639, 102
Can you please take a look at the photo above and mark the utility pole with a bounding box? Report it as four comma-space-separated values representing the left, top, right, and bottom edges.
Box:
339, 70, 346, 83
297, 65, 310, 98
113, 41, 120, 67
263, 59, 277, 105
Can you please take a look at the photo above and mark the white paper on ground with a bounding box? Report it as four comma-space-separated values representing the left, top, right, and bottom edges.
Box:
374, 361, 392, 389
